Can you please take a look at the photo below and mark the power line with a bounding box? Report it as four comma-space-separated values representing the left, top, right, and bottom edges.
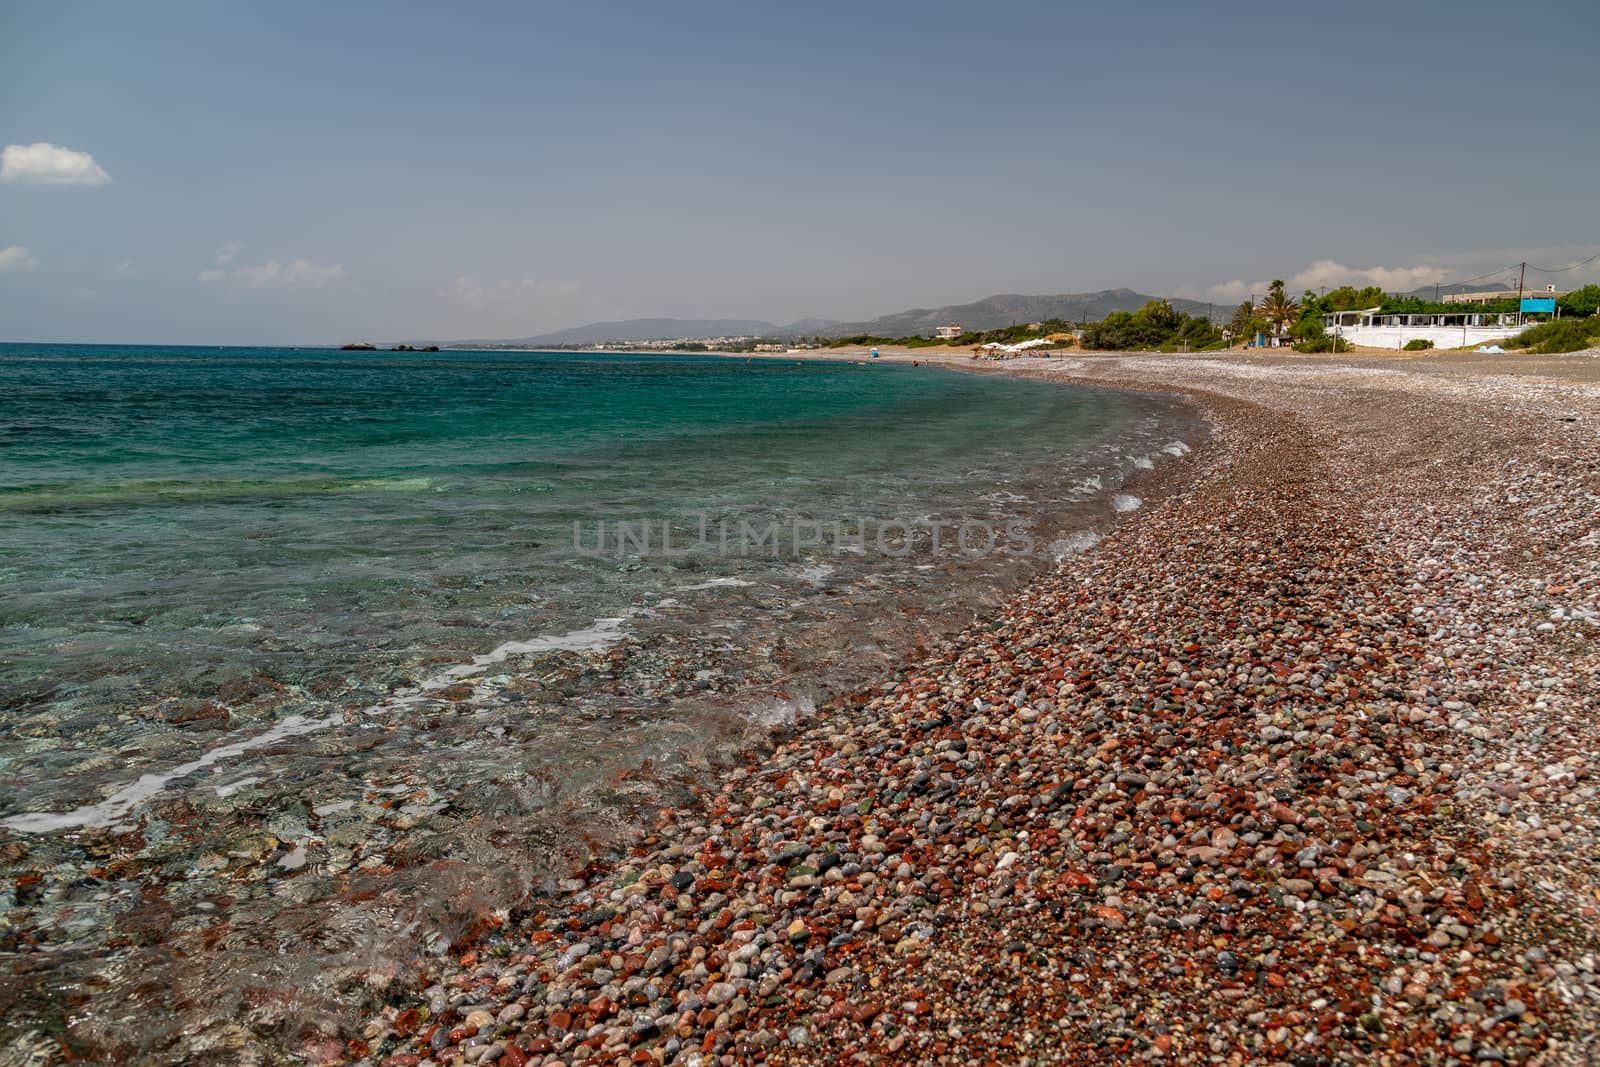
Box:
1430, 261, 1521, 291
1526, 250, 1600, 274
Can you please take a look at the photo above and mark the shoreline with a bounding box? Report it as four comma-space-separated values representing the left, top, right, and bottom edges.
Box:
334, 350, 1598, 1067
0, 356, 1204, 1066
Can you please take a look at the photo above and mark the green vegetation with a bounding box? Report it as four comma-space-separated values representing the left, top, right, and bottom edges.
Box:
823, 318, 1079, 350
1300, 285, 1387, 314
1503, 316, 1600, 354
1379, 296, 1519, 316
815, 280, 1600, 356
1080, 300, 1223, 351
1288, 317, 1352, 353
1292, 336, 1354, 353
1557, 284, 1600, 317
1257, 280, 1300, 335
823, 333, 946, 349
1228, 301, 1273, 345
1403, 338, 1434, 351
960, 319, 1077, 347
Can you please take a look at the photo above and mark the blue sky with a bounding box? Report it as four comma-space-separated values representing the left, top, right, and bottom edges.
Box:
2, 0, 1597, 344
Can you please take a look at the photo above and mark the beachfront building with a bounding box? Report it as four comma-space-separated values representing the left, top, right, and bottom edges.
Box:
1442, 286, 1567, 306
933, 323, 963, 339
1321, 307, 1524, 350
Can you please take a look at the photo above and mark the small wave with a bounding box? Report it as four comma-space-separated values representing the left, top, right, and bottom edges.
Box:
678, 577, 757, 591
346, 476, 434, 492
0, 711, 343, 834
1162, 440, 1192, 456
1049, 531, 1103, 560
214, 775, 262, 798
750, 694, 816, 728
1130, 455, 1154, 470
1, 615, 632, 834
795, 563, 834, 583
396, 616, 632, 695
1112, 494, 1142, 513
1074, 475, 1103, 495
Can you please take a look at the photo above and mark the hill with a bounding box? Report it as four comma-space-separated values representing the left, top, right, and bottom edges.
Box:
1401, 282, 1513, 299
817, 289, 1217, 336
462, 317, 798, 346
446, 290, 1216, 347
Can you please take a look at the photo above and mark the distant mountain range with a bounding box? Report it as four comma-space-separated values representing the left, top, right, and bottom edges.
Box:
457, 318, 809, 346
449, 289, 1217, 346
430, 282, 1562, 348
816, 289, 1215, 336
1402, 282, 1511, 298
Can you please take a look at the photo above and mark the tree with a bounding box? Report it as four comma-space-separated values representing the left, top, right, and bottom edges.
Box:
1256, 279, 1300, 336
1227, 300, 1274, 346
1081, 300, 1222, 351
1228, 300, 1254, 337
1557, 284, 1600, 318
1326, 285, 1385, 311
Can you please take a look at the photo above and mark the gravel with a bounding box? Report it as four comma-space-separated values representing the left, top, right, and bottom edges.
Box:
340, 351, 1598, 1067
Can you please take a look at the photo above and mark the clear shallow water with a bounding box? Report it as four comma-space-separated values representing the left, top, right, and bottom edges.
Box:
0, 345, 1200, 1060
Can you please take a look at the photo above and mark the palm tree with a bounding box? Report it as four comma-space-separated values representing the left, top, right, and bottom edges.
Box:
1256, 279, 1300, 336
1227, 300, 1256, 345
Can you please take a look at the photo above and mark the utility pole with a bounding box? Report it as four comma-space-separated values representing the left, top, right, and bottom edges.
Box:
1435, 283, 1440, 302
1516, 261, 1526, 326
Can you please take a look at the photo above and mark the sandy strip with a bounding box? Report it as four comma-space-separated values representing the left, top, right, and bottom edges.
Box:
341, 352, 1598, 1067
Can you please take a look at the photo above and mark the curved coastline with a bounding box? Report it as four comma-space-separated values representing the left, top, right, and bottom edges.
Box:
0, 355, 1203, 1064
338, 348, 1599, 1067
6, 349, 1595, 1064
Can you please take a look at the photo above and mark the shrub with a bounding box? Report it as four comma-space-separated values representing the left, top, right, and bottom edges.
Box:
1403, 339, 1434, 351
1504, 316, 1600, 354
1556, 284, 1600, 318
1289, 317, 1326, 344
1081, 300, 1220, 351
1293, 336, 1353, 354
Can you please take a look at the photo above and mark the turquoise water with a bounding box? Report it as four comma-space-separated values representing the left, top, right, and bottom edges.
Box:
1, 346, 1171, 726
0, 344, 1199, 1061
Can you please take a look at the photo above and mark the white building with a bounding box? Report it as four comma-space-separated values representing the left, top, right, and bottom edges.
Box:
933, 323, 963, 340
1442, 286, 1564, 306
1321, 307, 1524, 350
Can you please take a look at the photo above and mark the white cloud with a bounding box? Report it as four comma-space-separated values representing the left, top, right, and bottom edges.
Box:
1188, 278, 1251, 303
200, 255, 343, 288
445, 275, 485, 302
1190, 260, 1453, 305
285, 259, 342, 283
237, 258, 344, 286
1288, 259, 1449, 293
519, 278, 581, 297
0, 142, 111, 186
216, 242, 242, 265
237, 260, 284, 286
0, 245, 40, 272
443, 275, 580, 303
110, 259, 141, 278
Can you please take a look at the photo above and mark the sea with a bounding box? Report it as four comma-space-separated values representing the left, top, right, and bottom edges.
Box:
0, 344, 1202, 1061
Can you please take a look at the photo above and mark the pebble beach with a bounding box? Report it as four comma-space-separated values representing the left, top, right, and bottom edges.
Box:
269, 352, 1600, 1065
